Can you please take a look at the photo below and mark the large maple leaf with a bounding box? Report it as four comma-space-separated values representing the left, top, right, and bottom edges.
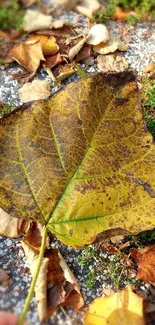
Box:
0, 72, 155, 247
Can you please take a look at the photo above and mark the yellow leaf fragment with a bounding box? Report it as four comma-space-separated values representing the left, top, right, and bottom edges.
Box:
18, 80, 51, 103
27, 35, 59, 56
93, 33, 128, 55
8, 41, 45, 73
84, 286, 145, 325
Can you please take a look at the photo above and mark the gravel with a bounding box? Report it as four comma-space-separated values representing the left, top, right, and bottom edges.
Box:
0, 5, 155, 325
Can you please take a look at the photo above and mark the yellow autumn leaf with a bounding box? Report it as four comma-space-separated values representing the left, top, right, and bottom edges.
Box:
0, 72, 155, 247
83, 286, 145, 325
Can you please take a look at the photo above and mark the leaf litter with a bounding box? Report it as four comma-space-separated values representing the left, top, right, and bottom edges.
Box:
0, 0, 155, 324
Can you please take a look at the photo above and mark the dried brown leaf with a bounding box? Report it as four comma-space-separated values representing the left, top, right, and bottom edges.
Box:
131, 246, 155, 283
0, 207, 29, 238
8, 41, 45, 73
0, 269, 9, 287
45, 53, 64, 69
18, 80, 51, 103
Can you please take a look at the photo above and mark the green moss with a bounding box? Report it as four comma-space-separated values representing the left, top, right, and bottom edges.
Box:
94, 5, 116, 24
127, 14, 138, 24
0, 1, 24, 31
86, 270, 97, 289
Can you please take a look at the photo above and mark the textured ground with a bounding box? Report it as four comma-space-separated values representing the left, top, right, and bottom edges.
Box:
0, 6, 155, 325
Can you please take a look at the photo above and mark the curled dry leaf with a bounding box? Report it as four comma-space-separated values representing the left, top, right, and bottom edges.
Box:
84, 286, 145, 325
8, 41, 45, 73
22, 10, 53, 32
87, 24, 109, 45
27, 35, 59, 56
68, 34, 90, 61
22, 242, 84, 321
1, 72, 155, 247
0, 207, 29, 238
131, 245, 155, 283
93, 33, 128, 55
97, 54, 128, 73
18, 80, 51, 103
76, 0, 100, 18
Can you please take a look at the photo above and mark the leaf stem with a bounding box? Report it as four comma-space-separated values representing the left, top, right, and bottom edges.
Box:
17, 226, 47, 325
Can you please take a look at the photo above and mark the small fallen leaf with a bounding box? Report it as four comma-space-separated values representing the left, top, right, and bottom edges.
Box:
97, 54, 128, 73
22, 242, 84, 321
87, 24, 109, 45
22, 10, 53, 32
131, 245, 155, 283
0, 269, 9, 287
0, 207, 29, 238
8, 41, 45, 73
68, 34, 90, 61
45, 53, 64, 69
76, 0, 100, 18
112, 7, 129, 21
19, 80, 51, 103
27, 35, 59, 56
143, 62, 155, 73
74, 44, 91, 62
93, 32, 128, 55
84, 286, 145, 325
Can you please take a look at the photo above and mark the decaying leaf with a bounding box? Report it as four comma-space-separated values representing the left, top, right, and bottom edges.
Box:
8, 41, 45, 73
68, 34, 90, 61
22, 241, 83, 321
18, 80, 51, 103
0, 72, 155, 247
97, 54, 128, 73
83, 286, 145, 325
27, 35, 59, 56
76, 0, 100, 18
45, 53, 64, 69
93, 33, 128, 55
0, 207, 29, 238
22, 10, 53, 32
87, 24, 109, 45
131, 246, 155, 283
